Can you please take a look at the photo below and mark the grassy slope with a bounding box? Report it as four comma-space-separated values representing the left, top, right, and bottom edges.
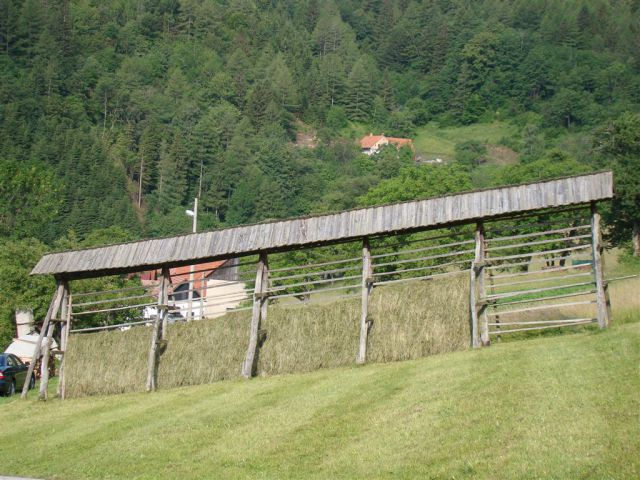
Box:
345, 120, 518, 161
1, 320, 638, 479
412, 121, 518, 161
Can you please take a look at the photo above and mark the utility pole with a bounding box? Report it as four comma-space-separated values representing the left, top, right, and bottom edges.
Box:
186, 197, 198, 320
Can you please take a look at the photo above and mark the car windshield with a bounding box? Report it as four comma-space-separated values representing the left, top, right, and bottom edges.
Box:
0, 355, 5, 366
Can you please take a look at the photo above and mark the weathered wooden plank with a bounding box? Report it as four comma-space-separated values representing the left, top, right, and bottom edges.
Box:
57, 283, 71, 399
470, 223, 483, 348
39, 282, 69, 400
488, 319, 596, 335
492, 272, 592, 289
357, 238, 373, 364
484, 281, 595, 301
487, 289, 597, 308
31, 173, 614, 278
145, 267, 169, 392
485, 224, 591, 243
242, 253, 268, 378
159, 268, 170, 340
21, 281, 65, 399
487, 299, 596, 317
590, 203, 611, 328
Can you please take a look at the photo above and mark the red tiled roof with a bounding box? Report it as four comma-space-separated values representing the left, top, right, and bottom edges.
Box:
360, 134, 385, 149
138, 260, 227, 296
360, 134, 413, 150
386, 137, 413, 147
169, 261, 226, 286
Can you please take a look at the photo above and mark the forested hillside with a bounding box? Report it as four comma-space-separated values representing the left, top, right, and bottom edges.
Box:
1, 0, 639, 346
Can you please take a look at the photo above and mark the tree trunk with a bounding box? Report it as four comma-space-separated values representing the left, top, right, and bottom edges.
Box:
633, 220, 640, 257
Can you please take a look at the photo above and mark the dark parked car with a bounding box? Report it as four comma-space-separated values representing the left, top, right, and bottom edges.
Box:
0, 353, 35, 396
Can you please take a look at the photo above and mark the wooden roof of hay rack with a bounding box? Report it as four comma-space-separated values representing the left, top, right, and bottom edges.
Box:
31, 172, 613, 279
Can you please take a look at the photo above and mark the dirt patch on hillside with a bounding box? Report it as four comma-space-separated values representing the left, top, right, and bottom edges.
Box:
487, 145, 519, 165
294, 119, 318, 148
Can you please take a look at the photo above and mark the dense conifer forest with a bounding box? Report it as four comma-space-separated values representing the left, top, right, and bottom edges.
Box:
1, 0, 639, 346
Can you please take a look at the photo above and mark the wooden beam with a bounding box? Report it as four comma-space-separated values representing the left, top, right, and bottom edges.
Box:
474, 224, 490, 346
21, 281, 65, 399
470, 222, 484, 348
39, 282, 69, 400
357, 238, 373, 364
242, 253, 268, 378
159, 267, 170, 340
57, 282, 72, 399
146, 268, 169, 392
590, 202, 611, 328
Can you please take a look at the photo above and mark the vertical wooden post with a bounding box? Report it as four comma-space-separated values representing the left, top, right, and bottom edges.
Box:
39, 281, 69, 400
57, 282, 72, 399
242, 253, 268, 378
591, 202, 611, 328
159, 267, 170, 340
147, 268, 169, 392
476, 223, 490, 346
22, 280, 65, 399
357, 238, 373, 364
470, 222, 484, 348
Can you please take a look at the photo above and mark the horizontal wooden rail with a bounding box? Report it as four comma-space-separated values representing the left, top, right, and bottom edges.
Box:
267, 274, 362, 293
485, 224, 590, 243
484, 281, 595, 301
484, 234, 592, 253
225, 305, 253, 313
373, 250, 475, 269
489, 317, 596, 326
71, 320, 151, 333
605, 274, 639, 283
373, 257, 471, 272
371, 239, 475, 259
274, 292, 361, 307
73, 293, 155, 308
166, 283, 254, 297
373, 262, 467, 278
73, 285, 151, 298
489, 318, 596, 335
270, 264, 361, 282
72, 302, 156, 316
487, 289, 596, 308
487, 300, 596, 317
203, 296, 252, 309
492, 263, 592, 279
373, 269, 466, 287
268, 283, 361, 300
492, 272, 592, 289
484, 244, 591, 263
484, 253, 592, 271
370, 230, 473, 249
269, 256, 361, 273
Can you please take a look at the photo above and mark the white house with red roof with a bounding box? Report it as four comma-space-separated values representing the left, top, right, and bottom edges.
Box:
360, 133, 413, 156
141, 259, 246, 321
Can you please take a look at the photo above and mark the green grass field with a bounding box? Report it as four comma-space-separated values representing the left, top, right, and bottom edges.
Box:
412, 121, 519, 162
344, 120, 519, 164
1, 316, 638, 479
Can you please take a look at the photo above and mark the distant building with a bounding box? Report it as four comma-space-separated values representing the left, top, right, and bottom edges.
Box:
360, 133, 413, 156
140, 259, 246, 320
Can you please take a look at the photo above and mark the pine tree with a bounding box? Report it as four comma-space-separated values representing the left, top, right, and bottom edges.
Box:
155, 133, 188, 213
345, 56, 374, 121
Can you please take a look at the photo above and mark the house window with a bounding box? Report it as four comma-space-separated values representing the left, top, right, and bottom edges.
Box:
170, 283, 201, 302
